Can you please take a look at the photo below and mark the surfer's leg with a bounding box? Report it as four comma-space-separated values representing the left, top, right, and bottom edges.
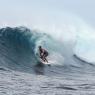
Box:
40, 56, 44, 62
42, 57, 45, 62
42, 57, 46, 62
42, 55, 46, 62
44, 57, 48, 63
44, 54, 48, 63
45, 54, 48, 63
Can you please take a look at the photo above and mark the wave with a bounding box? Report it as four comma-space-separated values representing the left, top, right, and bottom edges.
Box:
0, 26, 93, 73
0, 26, 65, 70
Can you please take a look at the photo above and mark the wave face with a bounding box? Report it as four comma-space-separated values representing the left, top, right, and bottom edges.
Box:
0, 26, 65, 70
74, 24, 95, 64
1, 26, 94, 72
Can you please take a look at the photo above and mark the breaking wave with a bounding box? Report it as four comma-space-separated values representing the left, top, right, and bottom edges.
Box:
0, 26, 65, 70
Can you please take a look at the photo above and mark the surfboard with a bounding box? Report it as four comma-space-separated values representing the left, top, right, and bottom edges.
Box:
40, 58, 55, 66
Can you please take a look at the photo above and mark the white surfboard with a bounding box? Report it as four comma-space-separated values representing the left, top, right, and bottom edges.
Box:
40, 58, 55, 65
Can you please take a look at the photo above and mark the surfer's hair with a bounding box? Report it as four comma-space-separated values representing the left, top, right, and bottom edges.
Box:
39, 46, 42, 49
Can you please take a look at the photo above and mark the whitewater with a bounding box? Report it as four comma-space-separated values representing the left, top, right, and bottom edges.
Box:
0, 26, 95, 95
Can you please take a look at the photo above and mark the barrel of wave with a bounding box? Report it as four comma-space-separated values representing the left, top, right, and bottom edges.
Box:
34, 34, 64, 66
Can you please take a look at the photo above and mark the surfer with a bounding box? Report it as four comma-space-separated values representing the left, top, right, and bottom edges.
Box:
39, 46, 48, 63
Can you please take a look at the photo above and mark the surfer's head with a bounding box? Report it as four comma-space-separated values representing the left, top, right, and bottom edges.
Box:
39, 46, 42, 49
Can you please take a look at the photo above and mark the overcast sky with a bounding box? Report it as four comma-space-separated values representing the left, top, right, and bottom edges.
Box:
0, 0, 95, 28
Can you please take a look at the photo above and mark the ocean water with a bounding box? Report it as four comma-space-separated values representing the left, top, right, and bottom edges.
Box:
0, 27, 95, 95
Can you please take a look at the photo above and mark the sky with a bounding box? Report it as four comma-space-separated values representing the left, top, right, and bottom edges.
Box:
0, 0, 95, 28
